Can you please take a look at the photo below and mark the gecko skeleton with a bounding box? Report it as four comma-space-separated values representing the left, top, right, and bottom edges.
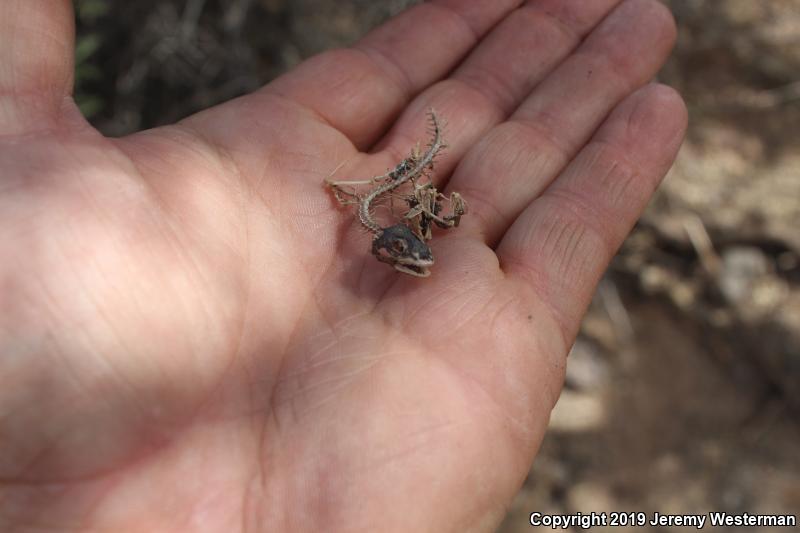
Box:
325, 110, 466, 277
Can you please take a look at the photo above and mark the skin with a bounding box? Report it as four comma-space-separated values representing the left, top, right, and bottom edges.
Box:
0, 0, 687, 531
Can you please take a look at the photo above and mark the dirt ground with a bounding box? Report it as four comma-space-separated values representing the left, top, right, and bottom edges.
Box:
75, 1, 800, 530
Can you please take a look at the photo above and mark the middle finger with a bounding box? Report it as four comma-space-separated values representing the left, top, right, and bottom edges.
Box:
369, 0, 623, 181
445, 0, 677, 245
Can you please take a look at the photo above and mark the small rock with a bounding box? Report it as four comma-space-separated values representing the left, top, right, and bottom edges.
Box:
566, 339, 610, 391
566, 481, 616, 513
549, 390, 607, 432
719, 246, 770, 304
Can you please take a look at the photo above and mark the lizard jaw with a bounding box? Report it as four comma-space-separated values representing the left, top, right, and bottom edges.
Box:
390, 254, 434, 278
394, 263, 432, 277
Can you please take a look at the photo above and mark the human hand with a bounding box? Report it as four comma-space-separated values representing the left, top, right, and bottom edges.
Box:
0, 0, 685, 531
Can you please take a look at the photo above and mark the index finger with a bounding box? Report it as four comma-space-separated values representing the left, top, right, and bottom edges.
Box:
265, 0, 523, 148
0, 0, 76, 136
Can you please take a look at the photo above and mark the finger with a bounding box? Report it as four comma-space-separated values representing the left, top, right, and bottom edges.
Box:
0, 0, 75, 136
452, 0, 625, 115
447, 0, 676, 245
264, 0, 523, 148
371, 0, 623, 186
497, 84, 687, 342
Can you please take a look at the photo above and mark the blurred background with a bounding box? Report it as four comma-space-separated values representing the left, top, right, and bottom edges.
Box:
74, 0, 800, 530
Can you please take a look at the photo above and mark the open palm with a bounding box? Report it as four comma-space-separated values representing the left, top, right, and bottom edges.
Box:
0, 0, 686, 531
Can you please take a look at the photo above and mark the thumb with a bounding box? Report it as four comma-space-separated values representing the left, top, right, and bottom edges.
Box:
0, 0, 75, 135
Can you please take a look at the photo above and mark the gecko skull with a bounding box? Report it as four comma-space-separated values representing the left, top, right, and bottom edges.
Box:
372, 224, 434, 277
